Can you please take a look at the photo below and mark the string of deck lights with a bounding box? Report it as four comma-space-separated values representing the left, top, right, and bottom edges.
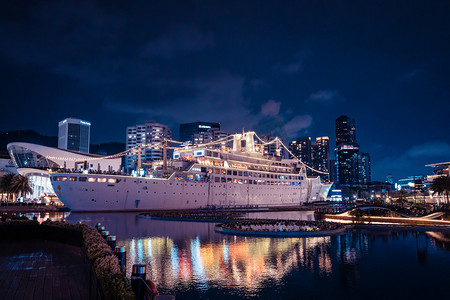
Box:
44, 132, 329, 175
253, 133, 329, 175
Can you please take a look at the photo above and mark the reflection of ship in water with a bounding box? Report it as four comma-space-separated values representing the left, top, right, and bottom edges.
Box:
59, 212, 448, 296
119, 235, 334, 292
65, 212, 334, 292
426, 231, 450, 251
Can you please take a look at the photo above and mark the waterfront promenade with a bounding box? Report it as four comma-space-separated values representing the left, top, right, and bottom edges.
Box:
0, 240, 90, 300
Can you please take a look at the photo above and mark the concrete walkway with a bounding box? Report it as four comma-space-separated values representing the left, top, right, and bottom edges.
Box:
0, 240, 90, 300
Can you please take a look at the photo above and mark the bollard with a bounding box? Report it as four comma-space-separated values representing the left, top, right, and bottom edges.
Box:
131, 264, 147, 300
97, 226, 105, 233
95, 222, 101, 229
114, 246, 126, 273
101, 230, 109, 240
107, 235, 116, 250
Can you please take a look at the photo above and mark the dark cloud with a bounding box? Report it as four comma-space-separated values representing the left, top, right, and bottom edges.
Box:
273, 51, 310, 74
307, 90, 340, 103
406, 141, 450, 158
260, 100, 281, 117
282, 115, 313, 138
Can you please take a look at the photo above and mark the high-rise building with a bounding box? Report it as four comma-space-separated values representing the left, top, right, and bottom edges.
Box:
336, 144, 359, 185
125, 124, 146, 170
262, 135, 286, 158
192, 128, 229, 146
58, 117, 91, 153
125, 121, 172, 171
289, 137, 312, 166
358, 152, 371, 184
145, 121, 172, 161
334, 115, 371, 186
329, 159, 337, 183
314, 136, 330, 180
179, 121, 220, 143
289, 136, 330, 178
335, 115, 357, 146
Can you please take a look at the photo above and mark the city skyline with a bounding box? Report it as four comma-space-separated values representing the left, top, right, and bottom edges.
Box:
1, 1, 449, 181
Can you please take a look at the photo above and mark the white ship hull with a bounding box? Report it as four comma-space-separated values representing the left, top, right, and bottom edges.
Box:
51, 172, 331, 211
50, 132, 332, 211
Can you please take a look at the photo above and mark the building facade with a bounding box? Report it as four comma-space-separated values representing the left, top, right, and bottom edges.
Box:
335, 144, 359, 185
289, 137, 312, 166
7, 142, 121, 200
179, 121, 220, 143
289, 136, 330, 180
314, 137, 330, 181
335, 115, 356, 146
125, 124, 147, 171
358, 152, 371, 184
58, 117, 91, 153
334, 115, 371, 186
125, 121, 172, 171
192, 128, 229, 146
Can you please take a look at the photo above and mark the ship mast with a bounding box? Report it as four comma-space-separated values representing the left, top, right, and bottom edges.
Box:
163, 139, 167, 170
137, 144, 142, 172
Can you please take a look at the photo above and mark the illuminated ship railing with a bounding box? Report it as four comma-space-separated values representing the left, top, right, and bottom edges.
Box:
43, 131, 329, 179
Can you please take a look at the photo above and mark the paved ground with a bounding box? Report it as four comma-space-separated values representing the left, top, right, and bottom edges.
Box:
0, 240, 90, 300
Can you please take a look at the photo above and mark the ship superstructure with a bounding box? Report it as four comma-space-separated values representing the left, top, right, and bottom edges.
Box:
50, 132, 332, 211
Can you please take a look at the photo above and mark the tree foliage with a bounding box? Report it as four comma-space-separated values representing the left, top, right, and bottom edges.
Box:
0, 174, 32, 201
430, 176, 450, 206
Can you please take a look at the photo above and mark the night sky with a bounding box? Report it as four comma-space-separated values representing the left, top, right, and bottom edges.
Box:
1, 0, 449, 181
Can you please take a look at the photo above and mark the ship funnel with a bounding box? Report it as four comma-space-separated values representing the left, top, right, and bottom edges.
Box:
232, 132, 255, 152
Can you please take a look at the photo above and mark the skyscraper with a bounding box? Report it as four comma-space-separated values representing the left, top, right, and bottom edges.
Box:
262, 134, 286, 158
58, 117, 91, 153
314, 136, 330, 181
335, 116, 359, 185
192, 128, 229, 146
335, 115, 357, 146
125, 124, 147, 170
289, 136, 330, 178
358, 152, 371, 184
125, 121, 172, 171
179, 121, 220, 143
334, 115, 371, 186
145, 121, 172, 161
336, 144, 359, 185
289, 137, 312, 166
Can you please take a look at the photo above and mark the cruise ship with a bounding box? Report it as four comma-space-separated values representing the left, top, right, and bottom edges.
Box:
48, 132, 332, 211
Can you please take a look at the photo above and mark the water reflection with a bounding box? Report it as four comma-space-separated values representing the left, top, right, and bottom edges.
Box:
426, 231, 450, 250
59, 212, 450, 299
117, 232, 333, 293
25, 212, 70, 223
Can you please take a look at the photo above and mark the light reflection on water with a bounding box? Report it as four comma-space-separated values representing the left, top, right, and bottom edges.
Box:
25, 212, 70, 223
58, 212, 450, 299
121, 233, 334, 293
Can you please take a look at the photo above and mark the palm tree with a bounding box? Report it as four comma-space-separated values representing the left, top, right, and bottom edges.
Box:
10, 175, 32, 202
0, 173, 15, 202
429, 176, 450, 207
391, 189, 409, 208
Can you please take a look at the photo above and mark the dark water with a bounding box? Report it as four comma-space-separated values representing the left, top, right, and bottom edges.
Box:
32, 211, 450, 299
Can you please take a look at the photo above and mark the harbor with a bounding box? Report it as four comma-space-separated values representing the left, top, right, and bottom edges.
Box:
2, 1, 450, 298
2, 209, 450, 299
